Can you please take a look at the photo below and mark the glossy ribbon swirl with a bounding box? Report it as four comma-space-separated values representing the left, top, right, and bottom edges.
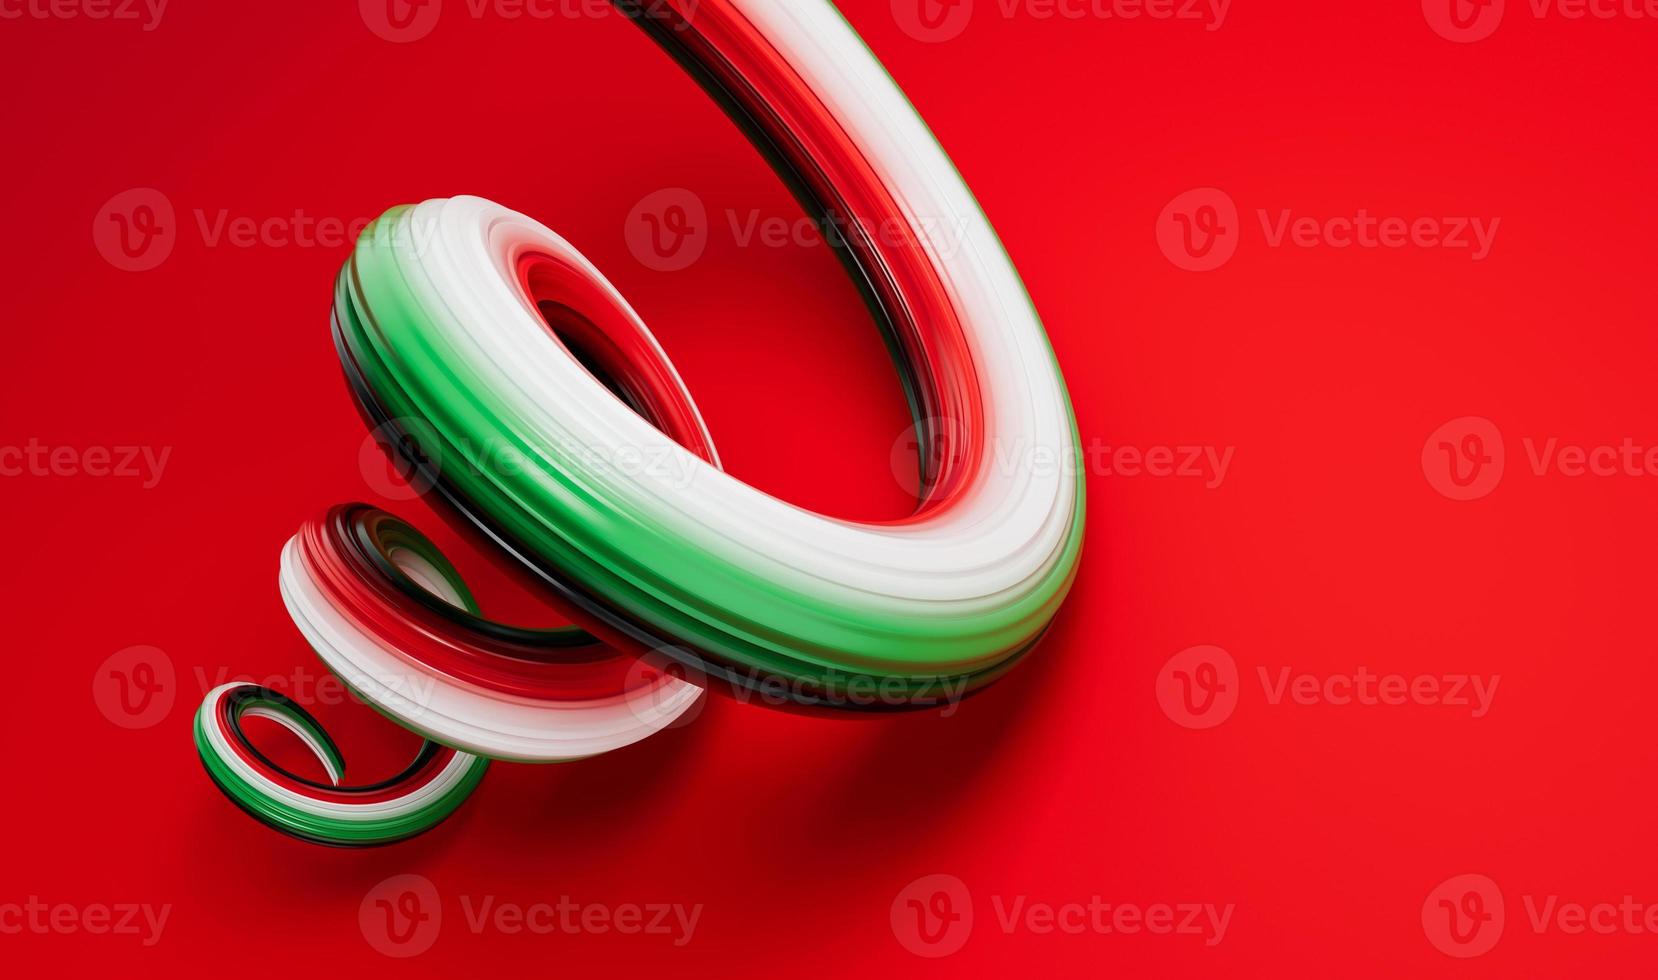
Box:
196, 0, 1085, 846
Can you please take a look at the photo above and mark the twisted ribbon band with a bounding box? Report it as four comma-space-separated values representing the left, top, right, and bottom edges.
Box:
197, 0, 1084, 846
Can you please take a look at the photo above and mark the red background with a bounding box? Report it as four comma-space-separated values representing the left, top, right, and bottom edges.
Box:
3, 0, 1656, 975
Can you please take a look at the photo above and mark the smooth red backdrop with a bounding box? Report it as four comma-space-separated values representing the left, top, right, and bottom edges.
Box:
2, 0, 1656, 975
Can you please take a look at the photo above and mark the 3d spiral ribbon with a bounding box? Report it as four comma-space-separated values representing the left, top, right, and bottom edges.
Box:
196, 0, 1084, 846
